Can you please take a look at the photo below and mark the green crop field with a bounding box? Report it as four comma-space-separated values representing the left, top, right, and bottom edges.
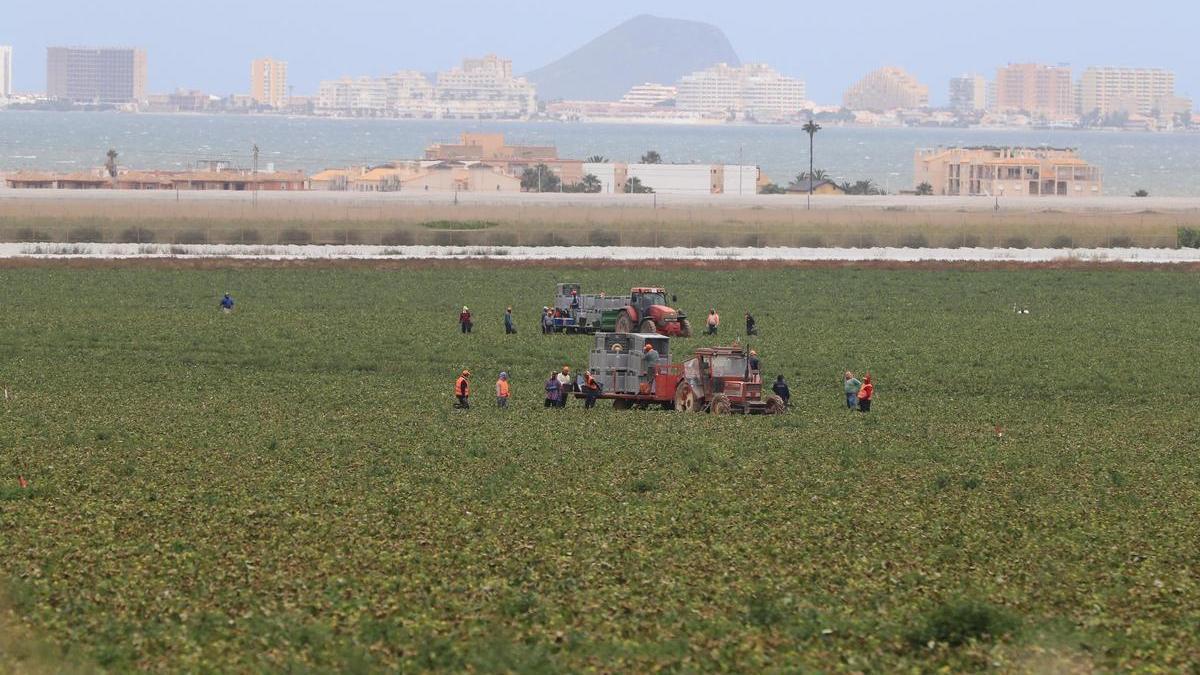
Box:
1, 262, 1198, 672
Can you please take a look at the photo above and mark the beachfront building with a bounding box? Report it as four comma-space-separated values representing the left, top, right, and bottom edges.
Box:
4, 168, 307, 191
250, 58, 288, 108
843, 67, 928, 111
914, 146, 1102, 198
993, 64, 1074, 121
675, 63, 807, 120
310, 162, 521, 193
46, 47, 147, 103
425, 132, 582, 185
1, 46, 12, 99
1078, 67, 1176, 117
949, 74, 987, 113
621, 83, 677, 106
434, 55, 536, 119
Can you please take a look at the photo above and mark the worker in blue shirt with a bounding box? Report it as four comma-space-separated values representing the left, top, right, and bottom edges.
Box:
220, 293, 235, 313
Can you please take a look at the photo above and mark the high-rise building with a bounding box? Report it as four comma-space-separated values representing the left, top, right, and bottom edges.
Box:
1078, 67, 1176, 116
251, 58, 288, 108
949, 74, 987, 113
676, 63, 807, 119
1, 46, 13, 98
843, 67, 929, 111
434, 55, 537, 119
46, 47, 147, 103
993, 64, 1073, 120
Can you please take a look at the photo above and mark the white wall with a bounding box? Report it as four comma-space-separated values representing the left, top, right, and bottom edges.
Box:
583, 163, 619, 194
721, 165, 759, 196
627, 164, 714, 195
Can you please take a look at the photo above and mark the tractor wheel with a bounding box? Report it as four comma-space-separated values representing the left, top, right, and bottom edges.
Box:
614, 312, 635, 333
764, 395, 786, 415
674, 383, 698, 413
639, 318, 656, 334
679, 319, 692, 338
710, 394, 732, 415
612, 398, 633, 410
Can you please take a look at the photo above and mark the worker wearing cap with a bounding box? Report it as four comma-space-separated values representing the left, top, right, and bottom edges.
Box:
555, 366, 573, 407
454, 370, 471, 408
748, 350, 760, 372
541, 307, 553, 334
220, 292, 235, 314
495, 372, 510, 408
642, 343, 660, 394
459, 307, 473, 334
504, 307, 516, 335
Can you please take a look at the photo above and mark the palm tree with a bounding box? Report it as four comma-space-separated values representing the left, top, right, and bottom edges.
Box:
640, 150, 662, 164
801, 120, 821, 209
915, 182, 934, 196
104, 148, 119, 179
585, 155, 609, 163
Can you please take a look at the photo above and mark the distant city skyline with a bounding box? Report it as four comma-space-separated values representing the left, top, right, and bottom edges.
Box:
0, 0, 1195, 105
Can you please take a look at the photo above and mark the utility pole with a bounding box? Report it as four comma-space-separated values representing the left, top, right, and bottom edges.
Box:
738, 145, 743, 196
252, 143, 260, 207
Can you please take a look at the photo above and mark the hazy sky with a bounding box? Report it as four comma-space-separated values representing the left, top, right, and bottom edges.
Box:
2, 0, 1195, 105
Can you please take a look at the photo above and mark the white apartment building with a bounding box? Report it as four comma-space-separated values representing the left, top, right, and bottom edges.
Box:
949, 74, 987, 113
620, 83, 677, 106
383, 71, 435, 117
1, 46, 12, 98
1078, 67, 1176, 116
317, 77, 388, 115
676, 63, 807, 120
434, 55, 537, 119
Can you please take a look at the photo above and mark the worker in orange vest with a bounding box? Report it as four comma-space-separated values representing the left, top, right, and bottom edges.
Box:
857, 373, 874, 413
495, 372, 510, 408
454, 370, 471, 409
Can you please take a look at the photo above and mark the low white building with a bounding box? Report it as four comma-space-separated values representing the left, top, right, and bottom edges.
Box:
582, 162, 760, 195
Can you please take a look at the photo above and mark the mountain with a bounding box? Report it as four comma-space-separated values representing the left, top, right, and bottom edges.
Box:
527, 15, 741, 102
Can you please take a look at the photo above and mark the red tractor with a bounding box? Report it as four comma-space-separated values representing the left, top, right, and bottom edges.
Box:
672, 346, 785, 415
580, 334, 784, 414
611, 287, 692, 337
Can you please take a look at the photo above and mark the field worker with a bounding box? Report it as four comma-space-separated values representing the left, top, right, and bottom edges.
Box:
642, 343, 660, 393
844, 371, 862, 410
556, 366, 573, 407
857, 373, 874, 413
544, 371, 563, 408
745, 312, 758, 336
541, 307, 554, 334
772, 375, 791, 407
706, 309, 720, 335
611, 343, 623, 353
748, 350, 760, 372
454, 370, 471, 409
582, 371, 602, 409
504, 307, 516, 335
570, 289, 581, 311
496, 372, 511, 408
459, 307, 473, 334
220, 293, 235, 314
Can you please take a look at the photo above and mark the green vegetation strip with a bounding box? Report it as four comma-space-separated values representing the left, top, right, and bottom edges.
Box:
1, 266, 1198, 671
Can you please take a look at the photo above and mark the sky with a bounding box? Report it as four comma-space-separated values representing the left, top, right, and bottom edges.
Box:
2, 0, 1196, 105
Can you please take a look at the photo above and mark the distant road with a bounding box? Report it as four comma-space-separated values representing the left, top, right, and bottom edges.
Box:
1, 188, 1199, 213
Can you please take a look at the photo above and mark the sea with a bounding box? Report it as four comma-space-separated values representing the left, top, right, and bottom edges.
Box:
2, 110, 1198, 197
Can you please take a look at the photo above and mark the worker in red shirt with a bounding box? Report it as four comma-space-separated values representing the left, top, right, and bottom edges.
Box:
454, 370, 471, 408
459, 306, 473, 334
857, 373, 874, 413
